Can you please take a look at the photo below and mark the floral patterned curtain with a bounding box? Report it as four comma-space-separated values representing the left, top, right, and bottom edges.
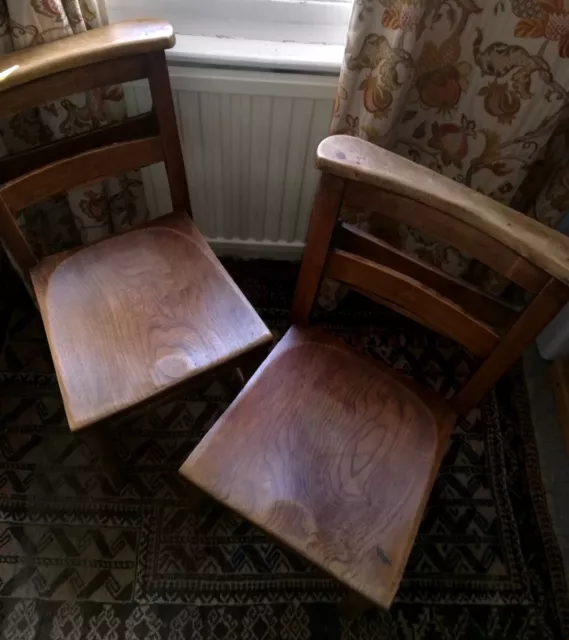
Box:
0, 0, 148, 261
328, 0, 569, 298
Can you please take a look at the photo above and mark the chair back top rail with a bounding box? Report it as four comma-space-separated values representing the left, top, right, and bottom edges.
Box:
0, 19, 174, 96
0, 55, 149, 120
319, 135, 569, 288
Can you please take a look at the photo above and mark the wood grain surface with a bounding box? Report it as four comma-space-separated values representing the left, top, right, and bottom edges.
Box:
0, 19, 174, 93
336, 222, 519, 329
325, 250, 499, 357
181, 326, 456, 610
320, 135, 569, 287
32, 212, 273, 430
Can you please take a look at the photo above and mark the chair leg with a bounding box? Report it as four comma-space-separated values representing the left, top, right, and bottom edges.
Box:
238, 346, 270, 384
221, 347, 270, 395
221, 367, 247, 396
80, 424, 126, 488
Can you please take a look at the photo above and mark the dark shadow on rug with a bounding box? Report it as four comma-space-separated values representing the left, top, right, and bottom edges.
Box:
0, 258, 568, 639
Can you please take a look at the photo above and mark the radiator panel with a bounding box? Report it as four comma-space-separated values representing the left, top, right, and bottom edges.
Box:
125, 67, 335, 257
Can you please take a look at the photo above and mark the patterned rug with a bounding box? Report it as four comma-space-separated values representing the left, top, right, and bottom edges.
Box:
1, 259, 568, 639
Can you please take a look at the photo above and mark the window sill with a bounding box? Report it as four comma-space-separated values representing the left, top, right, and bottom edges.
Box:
166, 34, 344, 75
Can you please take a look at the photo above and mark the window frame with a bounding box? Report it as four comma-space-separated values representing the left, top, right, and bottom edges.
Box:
106, 0, 352, 46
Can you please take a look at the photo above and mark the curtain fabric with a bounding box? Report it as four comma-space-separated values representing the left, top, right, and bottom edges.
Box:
0, 0, 148, 259
327, 0, 569, 301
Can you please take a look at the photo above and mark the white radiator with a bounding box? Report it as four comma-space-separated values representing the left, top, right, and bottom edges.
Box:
125, 66, 336, 258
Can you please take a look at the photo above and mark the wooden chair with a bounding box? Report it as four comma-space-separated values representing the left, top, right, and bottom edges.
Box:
180, 134, 569, 610
0, 20, 272, 434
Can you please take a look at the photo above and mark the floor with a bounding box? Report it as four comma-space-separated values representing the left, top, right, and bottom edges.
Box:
1, 257, 569, 638
524, 347, 569, 578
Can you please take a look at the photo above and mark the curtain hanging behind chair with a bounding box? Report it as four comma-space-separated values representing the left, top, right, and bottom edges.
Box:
0, 0, 148, 260
327, 0, 569, 299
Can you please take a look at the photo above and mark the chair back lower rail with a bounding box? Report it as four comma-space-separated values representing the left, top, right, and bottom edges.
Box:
0, 137, 164, 215
335, 222, 520, 330
0, 112, 159, 183
324, 249, 500, 358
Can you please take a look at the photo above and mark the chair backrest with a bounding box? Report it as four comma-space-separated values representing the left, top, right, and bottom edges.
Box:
292, 134, 569, 414
0, 19, 188, 276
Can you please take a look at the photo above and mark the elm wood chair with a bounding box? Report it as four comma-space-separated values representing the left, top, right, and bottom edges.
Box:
0, 20, 272, 439
180, 134, 569, 610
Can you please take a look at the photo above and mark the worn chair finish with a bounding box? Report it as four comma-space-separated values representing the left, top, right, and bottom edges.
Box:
181, 134, 569, 609
0, 20, 272, 431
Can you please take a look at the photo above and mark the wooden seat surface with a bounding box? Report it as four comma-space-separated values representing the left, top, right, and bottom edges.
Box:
180, 326, 456, 609
31, 212, 272, 431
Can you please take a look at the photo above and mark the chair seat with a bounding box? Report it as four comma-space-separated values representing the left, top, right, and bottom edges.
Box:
180, 326, 456, 609
31, 212, 272, 431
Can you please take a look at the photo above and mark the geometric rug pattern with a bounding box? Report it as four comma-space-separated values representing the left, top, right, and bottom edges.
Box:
0, 259, 568, 638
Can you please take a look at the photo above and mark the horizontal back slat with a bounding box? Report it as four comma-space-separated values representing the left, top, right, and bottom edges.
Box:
1, 136, 163, 215
0, 55, 147, 120
0, 112, 159, 183
336, 222, 520, 330
324, 250, 500, 358
343, 180, 549, 294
